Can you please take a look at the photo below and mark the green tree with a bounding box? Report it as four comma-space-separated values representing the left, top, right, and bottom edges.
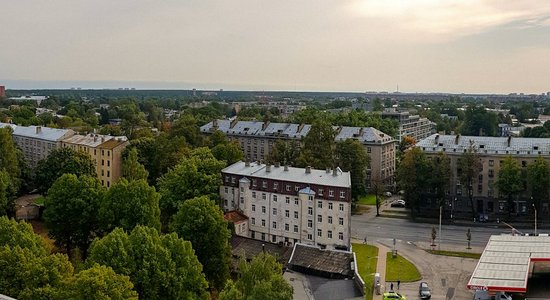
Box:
99, 179, 161, 233
158, 147, 225, 226
212, 141, 244, 166
0, 127, 21, 198
44, 174, 105, 257
527, 156, 550, 211
219, 252, 292, 300
171, 196, 231, 290
461, 105, 498, 136
60, 264, 138, 300
458, 142, 482, 219
496, 156, 523, 217
0, 170, 12, 216
0, 245, 73, 300
334, 139, 370, 199
35, 147, 96, 194
266, 140, 300, 166
86, 226, 208, 300
399, 135, 416, 153
397, 147, 429, 219
429, 152, 451, 207
122, 147, 149, 181
0, 216, 48, 256
297, 119, 335, 169
170, 114, 204, 147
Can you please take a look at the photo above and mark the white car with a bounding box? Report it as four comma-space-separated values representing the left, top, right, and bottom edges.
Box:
390, 200, 406, 208
384, 192, 392, 197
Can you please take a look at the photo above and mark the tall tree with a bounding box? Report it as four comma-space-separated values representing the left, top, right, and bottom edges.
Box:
429, 152, 451, 207
158, 147, 225, 226
171, 196, 231, 291
99, 179, 161, 233
35, 147, 96, 194
219, 252, 293, 300
122, 147, 148, 181
0, 127, 21, 198
297, 119, 335, 169
0, 216, 48, 256
527, 156, 550, 211
0, 170, 12, 216
334, 139, 370, 200
496, 156, 523, 217
212, 141, 244, 166
266, 140, 300, 166
461, 105, 498, 136
458, 142, 482, 219
397, 147, 429, 219
44, 174, 104, 257
86, 226, 208, 300
170, 114, 203, 147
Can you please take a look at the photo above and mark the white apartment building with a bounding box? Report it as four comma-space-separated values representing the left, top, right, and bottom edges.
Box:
220, 161, 352, 250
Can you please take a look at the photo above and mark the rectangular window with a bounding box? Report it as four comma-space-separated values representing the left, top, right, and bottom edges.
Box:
328, 216, 333, 224
317, 201, 322, 208
294, 211, 299, 219
285, 197, 290, 204
252, 191, 256, 198
307, 234, 313, 240
251, 217, 255, 225
307, 220, 313, 228
339, 232, 344, 240
273, 208, 277, 215
262, 219, 266, 227
294, 225, 298, 233
489, 160, 494, 166
262, 181, 267, 188
318, 188, 324, 196
273, 195, 277, 202
224, 187, 228, 193
329, 190, 334, 197
240, 197, 244, 204
262, 193, 267, 200
294, 198, 299, 205
252, 180, 257, 187
339, 217, 344, 225
317, 215, 322, 223
340, 191, 345, 198
107, 160, 110, 167
328, 230, 333, 239
308, 207, 313, 215
317, 229, 322, 237
339, 204, 344, 211
285, 210, 290, 218
107, 171, 110, 178
262, 206, 266, 213
272, 222, 277, 229
252, 204, 256, 212
285, 223, 289, 231
286, 185, 290, 191
274, 182, 278, 190
101, 159, 104, 166
240, 187, 244, 193
329, 202, 333, 210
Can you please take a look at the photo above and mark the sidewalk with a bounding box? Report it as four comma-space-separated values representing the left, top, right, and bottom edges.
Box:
373, 242, 390, 300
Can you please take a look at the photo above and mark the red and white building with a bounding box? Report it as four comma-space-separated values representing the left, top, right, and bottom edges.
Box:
220, 161, 352, 250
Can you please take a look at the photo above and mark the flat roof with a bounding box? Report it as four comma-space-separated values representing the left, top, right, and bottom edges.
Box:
0, 122, 72, 142
418, 134, 550, 155
222, 161, 351, 189
467, 235, 550, 293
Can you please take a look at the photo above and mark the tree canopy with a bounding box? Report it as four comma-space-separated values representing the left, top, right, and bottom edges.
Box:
122, 147, 149, 181
0, 216, 48, 256
297, 119, 335, 169
397, 147, 429, 219
527, 156, 550, 210
496, 156, 523, 216
86, 226, 208, 300
458, 142, 482, 218
334, 139, 370, 199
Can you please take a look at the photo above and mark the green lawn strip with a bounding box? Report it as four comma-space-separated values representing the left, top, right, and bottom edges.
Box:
426, 249, 481, 259
352, 243, 378, 300
385, 252, 422, 282
357, 194, 379, 205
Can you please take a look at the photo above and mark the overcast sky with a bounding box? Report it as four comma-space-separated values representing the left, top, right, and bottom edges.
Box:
1, 0, 550, 93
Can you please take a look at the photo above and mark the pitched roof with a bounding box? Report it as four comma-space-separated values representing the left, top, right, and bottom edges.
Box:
288, 243, 354, 278
224, 210, 248, 224
0, 122, 73, 142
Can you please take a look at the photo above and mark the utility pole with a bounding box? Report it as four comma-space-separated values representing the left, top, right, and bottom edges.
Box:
439, 205, 442, 251
533, 203, 537, 236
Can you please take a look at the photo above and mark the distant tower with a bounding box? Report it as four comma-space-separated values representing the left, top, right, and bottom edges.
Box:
0, 85, 5, 98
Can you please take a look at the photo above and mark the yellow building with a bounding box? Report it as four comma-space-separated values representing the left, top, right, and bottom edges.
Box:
61, 134, 129, 187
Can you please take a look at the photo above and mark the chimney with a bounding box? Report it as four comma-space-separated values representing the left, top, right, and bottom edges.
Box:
230, 118, 238, 129
326, 167, 330, 174
284, 165, 289, 171
333, 167, 338, 176
245, 160, 250, 167
36, 126, 42, 134
275, 162, 280, 168
434, 134, 439, 144
455, 134, 460, 145
262, 120, 270, 131
305, 166, 311, 174
507, 135, 512, 147
94, 136, 97, 142
266, 165, 271, 172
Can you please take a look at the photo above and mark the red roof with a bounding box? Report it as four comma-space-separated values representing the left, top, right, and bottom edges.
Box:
224, 210, 248, 224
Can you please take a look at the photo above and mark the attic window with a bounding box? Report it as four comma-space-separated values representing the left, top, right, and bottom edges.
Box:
244, 128, 249, 131
479, 145, 485, 149
438, 143, 443, 146
534, 146, 539, 150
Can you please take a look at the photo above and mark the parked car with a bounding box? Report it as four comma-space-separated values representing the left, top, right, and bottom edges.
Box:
384, 192, 392, 197
390, 200, 406, 208
419, 282, 431, 299
383, 291, 406, 300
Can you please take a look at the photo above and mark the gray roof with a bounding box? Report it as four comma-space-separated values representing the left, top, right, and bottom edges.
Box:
288, 243, 354, 278
200, 119, 394, 144
222, 161, 351, 188
468, 235, 550, 293
417, 134, 550, 156
0, 122, 72, 142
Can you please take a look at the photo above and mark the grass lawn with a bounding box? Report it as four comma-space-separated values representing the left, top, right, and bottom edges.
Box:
385, 252, 422, 282
357, 194, 378, 205
426, 250, 481, 259
353, 243, 379, 300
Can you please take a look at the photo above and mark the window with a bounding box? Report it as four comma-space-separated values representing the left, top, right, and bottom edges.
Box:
240, 187, 244, 193
272, 222, 277, 229
262, 181, 267, 188
329, 202, 333, 210
328, 230, 333, 239
308, 207, 313, 215
286, 197, 290, 204
295, 186, 300, 192
339, 217, 344, 225
252, 204, 256, 212
317, 201, 322, 208
307, 220, 313, 228
317, 229, 322, 237
261, 219, 266, 227
285, 223, 289, 231
339, 232, 344, 240
367, 147, 371, 153
318, 188, 324, 196
286, 185, 290, 191
273, 195, 277, 202
489, 160, 494, 166
340, 191, 345, 198
294, 198, 299, 205
101, 159, 104, 166
294, 211, 299, 219
252, 179, 257, 187
339, 203, 344, 211
329, 190, 334, 197
262, 233, 266, 241
272, 208, 277, 215
307, 234, 313, 240
224, 187, 228, 193
285, 210, 290, 217
317, 215, 322, 223
262, 193, 267, 200
274, 182, 278, 190
231, 177, 235, 184
107, 161, 110, 167
328, 216, 333, 224
251, 218, 256, 225
252, 191, 256, 198
262, 206, 266, 213
294, 225, 298, 233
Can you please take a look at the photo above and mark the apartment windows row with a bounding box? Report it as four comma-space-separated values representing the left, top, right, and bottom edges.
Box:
224, 177, 347, 199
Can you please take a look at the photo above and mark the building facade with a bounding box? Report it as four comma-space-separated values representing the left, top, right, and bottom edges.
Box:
417, 134, 550, 217
61, 134, 129, 188
220, 161, 352, 250
0, 123, 74, 167
201, 119, 396, 187
380, 108, 434, 142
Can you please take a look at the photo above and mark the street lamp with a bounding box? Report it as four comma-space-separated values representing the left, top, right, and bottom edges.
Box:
532, 203, 537, 236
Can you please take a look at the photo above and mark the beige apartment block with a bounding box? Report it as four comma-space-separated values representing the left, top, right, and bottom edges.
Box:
381, 108, 435, 142
220, 161, 352, 250
201, 119, 397, 188
61, 134, 129, 188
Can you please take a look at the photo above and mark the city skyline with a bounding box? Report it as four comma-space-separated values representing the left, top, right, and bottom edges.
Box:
2, 0, 550, 94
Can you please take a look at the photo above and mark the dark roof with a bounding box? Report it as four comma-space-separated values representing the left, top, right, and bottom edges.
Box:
224, 210, 248, 224
230, 235, 292, 267
288, 244, 354, 278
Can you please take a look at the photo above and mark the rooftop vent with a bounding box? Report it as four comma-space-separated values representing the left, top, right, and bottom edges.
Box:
284, 165, 289, 171
266, 165, 271, 172
305, 166, 311, 174
36, 126, 42, 134
275, 162, 280, 168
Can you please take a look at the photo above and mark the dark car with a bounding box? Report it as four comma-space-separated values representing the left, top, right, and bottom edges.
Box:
390, 200, 406, 208
419, 282, 431, 299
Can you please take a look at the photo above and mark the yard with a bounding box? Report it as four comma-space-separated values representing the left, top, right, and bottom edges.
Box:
352, 243, 379, 300
357, 194, 378, 206
385, 252, 422, 282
